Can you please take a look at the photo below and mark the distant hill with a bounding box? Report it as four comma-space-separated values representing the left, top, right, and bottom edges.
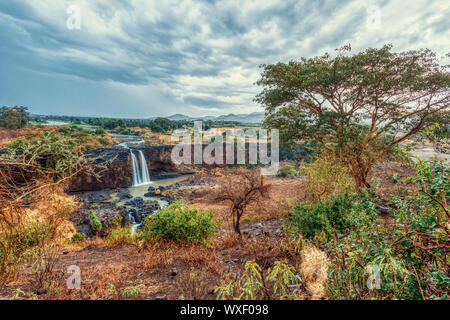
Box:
31, 112, 265, 124
166, 114, 191, 121
166, 112, 264, 123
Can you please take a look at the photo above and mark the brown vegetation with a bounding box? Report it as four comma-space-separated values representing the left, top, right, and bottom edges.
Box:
214, 169, 270, 234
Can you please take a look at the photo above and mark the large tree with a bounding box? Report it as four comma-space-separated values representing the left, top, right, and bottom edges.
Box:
256, 45, 449, 189
0, 106, 29, 129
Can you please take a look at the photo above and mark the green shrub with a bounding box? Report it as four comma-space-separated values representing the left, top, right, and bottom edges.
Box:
1, 223, 56, 284
9, 223, 56, 251
121, 285, 142, 299
276, 164, 298, 178
215, 260, 300, 300
94, 128, 106, 135
88, 210, 102, 233
5, 134, 82, 181
324, 162, 449, 299
302, 154, 355, 201
391, 173, 400, 184
142, 202, 215, 245
67, 233, 86, 244
105, 226, 137, 247
287, 193, 356, 239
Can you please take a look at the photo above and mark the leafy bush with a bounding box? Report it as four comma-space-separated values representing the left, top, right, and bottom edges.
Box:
94, 128, 106, 135
142, 202, 215, 245
3, 130, 114, 181
67, 233, 86, 244
1, 223, 56, 284
325, 162, 449, 299
276, 164, 298, 178
121, 285, 142, 299
5, 134, 82, 181
287, 193, 355, 239
105, 226, 136, 248
0, 106, 29, 129
302, 154, 355, 201
88, 210, 102, 233
10, 223, 56, 249
215, 260, 300, 300
391, 173, 400, 184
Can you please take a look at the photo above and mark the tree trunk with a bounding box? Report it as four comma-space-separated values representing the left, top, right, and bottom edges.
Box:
349, 158, 372, 191
234, 210, 243, 235
354, 173, 371, 191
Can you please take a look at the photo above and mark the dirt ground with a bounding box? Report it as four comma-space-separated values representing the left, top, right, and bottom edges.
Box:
0, 175, 305, 300
190, 176, 306, 226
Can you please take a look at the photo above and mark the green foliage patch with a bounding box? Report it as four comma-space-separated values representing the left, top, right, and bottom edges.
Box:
142, 202, 215, 245
276, 164, 298, 178
287, 193, 357, 239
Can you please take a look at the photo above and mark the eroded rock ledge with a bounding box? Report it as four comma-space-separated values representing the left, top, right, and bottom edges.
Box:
67, 145, 178, 192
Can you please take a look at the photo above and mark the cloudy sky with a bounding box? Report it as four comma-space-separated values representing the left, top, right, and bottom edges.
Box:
0, 0, 449, 118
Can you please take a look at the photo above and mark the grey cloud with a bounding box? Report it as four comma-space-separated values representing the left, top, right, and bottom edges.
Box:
0, 0, 448, 116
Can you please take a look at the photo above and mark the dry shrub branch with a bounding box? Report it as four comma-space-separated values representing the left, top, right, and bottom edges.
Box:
214, 169, 270, 234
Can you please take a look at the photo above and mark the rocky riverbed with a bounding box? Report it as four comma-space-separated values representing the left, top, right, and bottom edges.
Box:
68, 173, 217, 237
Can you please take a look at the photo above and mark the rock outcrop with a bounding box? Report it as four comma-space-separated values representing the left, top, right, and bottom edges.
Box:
67, 145, 179, 192
67, 142, 311, 192
68, 147, 132, 192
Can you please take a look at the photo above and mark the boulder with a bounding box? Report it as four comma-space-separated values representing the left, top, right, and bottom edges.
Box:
125, 197, 144, 208
117, 188, 132, 199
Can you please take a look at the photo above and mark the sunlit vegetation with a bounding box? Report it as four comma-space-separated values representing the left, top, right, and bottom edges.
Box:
276, 164, 298, 178
0, 106, 29, 129
0, 45, 448, 300
142, 202, 216, 245
301, 154, 355, 201
259, 45, 449, 189
215, 169, 270, 235
30, 114, 260, 134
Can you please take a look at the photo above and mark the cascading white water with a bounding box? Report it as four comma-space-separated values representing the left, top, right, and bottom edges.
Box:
130, 150, 151, 186
138, 150, 151, 183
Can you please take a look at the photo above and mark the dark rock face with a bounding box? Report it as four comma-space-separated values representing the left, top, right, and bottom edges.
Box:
125, 197, 144, 207
67, 145, 178, 192
66, 143, 258, 192
75, 204, 128, 237
152, 172, 188, 180
145, 200, 161, 211
68, 147, 133, 192
72, 190, 112, 203
67, 142, 312, 192
123, 198, 161, 224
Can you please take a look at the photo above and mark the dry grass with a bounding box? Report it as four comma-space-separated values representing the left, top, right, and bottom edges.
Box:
0, 158, 423, 300
302, 154, 355, 201
0, 126, 57, 146
191, 175, 304, 228
300, 246, 329, 300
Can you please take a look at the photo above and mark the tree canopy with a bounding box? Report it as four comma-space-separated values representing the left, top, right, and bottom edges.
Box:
0, 106, 29, 129
256, 45, 449, 188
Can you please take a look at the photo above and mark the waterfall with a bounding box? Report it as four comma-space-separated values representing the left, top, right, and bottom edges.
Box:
130, 150, 151, 186
138, 150, 151, 183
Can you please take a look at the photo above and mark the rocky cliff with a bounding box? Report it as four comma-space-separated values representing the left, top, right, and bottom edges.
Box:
67, 143, 310, 192
67, 145, 180, 192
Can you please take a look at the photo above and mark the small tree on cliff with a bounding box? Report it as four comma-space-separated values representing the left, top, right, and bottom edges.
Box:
256, 45, 449, 189
215, 169, 270, 235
